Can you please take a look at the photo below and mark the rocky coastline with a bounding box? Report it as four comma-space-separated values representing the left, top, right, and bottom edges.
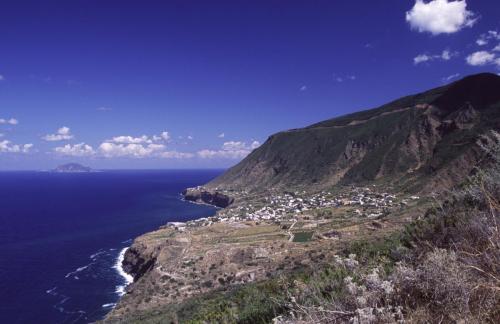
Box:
182, 186, 234, 208
102, 183, 427, 323
102, 187, 235, 321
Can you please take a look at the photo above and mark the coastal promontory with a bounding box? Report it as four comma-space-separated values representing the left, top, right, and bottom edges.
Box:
182, 187, 234, 208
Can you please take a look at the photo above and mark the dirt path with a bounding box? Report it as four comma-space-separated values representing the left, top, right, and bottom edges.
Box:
287, 219, 297, 242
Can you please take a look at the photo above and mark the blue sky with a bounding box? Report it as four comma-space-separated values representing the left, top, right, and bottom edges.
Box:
0, 0, 499, 170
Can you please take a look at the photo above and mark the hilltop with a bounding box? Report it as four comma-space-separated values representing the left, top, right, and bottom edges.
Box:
208, 73, 500, 194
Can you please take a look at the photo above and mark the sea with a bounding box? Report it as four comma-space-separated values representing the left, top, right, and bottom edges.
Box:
0, 169, 222, 324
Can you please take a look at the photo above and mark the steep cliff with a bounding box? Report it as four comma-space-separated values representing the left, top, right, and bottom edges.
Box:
207, 73, 500, 193
182, 187, 234, 208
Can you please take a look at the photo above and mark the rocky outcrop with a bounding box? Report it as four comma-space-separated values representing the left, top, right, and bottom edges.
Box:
182, 187, 234, 208
122, 244, 156, 281
103, 222, 341, 322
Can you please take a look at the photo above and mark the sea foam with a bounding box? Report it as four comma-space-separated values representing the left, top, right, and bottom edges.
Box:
64, 264, 92, 278
113, 247, 134, 296
102, 303, 116, 308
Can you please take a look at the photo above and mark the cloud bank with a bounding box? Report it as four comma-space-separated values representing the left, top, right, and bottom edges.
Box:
53, 130, 196, 159
0, 140, 33, 153
48, 129, 260, 162
54, 143, 95, 157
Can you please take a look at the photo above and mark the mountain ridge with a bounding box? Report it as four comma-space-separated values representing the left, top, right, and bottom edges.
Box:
206, 73, 500, 193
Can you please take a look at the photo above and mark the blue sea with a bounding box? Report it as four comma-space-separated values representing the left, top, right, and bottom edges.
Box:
0, 170, 221, 324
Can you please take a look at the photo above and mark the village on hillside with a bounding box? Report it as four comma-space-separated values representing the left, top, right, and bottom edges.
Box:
169, 186, 420, 232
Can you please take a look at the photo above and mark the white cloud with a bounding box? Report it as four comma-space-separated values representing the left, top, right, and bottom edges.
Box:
476, 38, 488, 46
43, 126, 74, 141
198, 140, 261, 159
98, 142, 166, 158
414, 54, 432, 64
0, 118, 18, 125
54, 143, 95, 157
466, 51, 496, 66
187, 135, 194, 140
52, 136, 193, 159
441, 49, 453, 60
110, 135, 151, 144
97, 106, 112, 111
488, 30, 500, 38
159, 151, 195, 159
0, 75, 4, 81
476, 30, 500, 46
442, 73, 460, 82
0, 140, 33, 153
44, 131, 263, 160
299, 85, 307, 91
414, 49, 457, 65
217, 133, 225, 138
494, 44, 500, 52
110, 131, 170, 145
222, 141, 247, 151
160, 131, 170, 141
406, 0, 476, 35
93, 130, 184, 158
197, 149, 220, 159
333, 74, 356, 83
24, 143, 34, 152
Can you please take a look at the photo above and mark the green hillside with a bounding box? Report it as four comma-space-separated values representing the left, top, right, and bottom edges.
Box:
208, 73, 500, 193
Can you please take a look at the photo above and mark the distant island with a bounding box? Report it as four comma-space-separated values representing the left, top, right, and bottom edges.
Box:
53, 163, 92, 173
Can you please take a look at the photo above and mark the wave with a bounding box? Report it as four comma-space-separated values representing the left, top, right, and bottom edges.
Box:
90, 250, 106, 260
64, 263, 93, 279
46, 286, 87, 322
102, 303, 116, 308
113, 247, 134, 296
